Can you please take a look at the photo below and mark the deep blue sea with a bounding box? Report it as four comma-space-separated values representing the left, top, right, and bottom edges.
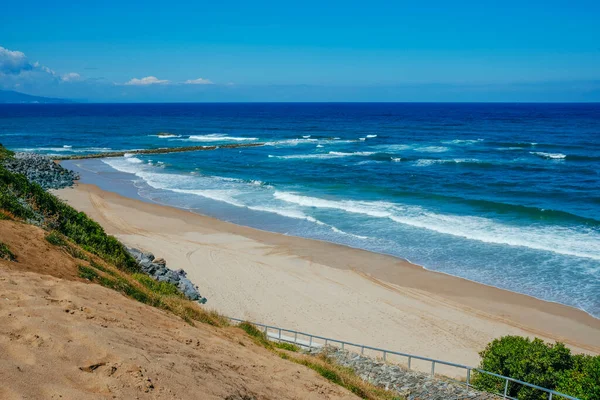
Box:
1, 103, 599, 317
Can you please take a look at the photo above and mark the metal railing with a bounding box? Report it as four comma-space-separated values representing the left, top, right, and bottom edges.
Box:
227, 317, 579, 400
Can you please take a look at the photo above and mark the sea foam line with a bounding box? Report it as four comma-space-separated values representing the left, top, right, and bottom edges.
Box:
273, 191, 600, 261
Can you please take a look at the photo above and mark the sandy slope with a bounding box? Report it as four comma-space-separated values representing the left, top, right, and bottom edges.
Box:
54, 184, 600, 375
0, 221, 358, 400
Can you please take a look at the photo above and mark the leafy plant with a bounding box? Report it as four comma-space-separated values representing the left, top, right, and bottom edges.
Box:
473, 335, 600, 400
556, 354, 600, 400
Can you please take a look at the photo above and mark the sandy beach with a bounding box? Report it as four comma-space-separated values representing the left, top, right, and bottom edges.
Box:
54, 183, 600, 374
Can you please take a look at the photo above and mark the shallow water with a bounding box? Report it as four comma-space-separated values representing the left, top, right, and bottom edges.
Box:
1, 103, 599, 317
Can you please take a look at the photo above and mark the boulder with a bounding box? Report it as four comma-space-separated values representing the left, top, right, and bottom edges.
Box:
153, 257, 166, 266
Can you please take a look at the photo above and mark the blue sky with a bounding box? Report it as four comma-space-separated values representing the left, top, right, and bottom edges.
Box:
1, 0, 599, 101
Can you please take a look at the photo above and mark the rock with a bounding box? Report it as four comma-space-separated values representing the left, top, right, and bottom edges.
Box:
307, 347, 497, 400
153, 257, 166, 266
2, 152, 79, 189
141, 252, 155, 262
126, 247, 207, 303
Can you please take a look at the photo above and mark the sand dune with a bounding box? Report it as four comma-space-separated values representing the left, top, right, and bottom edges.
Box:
0, 220, 358, 400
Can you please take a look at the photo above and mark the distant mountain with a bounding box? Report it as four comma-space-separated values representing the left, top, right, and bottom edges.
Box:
0, 90, 72, 104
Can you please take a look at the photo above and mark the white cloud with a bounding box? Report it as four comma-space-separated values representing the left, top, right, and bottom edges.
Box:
184, 77, 213, 85
0, 46, 33, 74
61, 72, 81, 82
124, 76, 169, 86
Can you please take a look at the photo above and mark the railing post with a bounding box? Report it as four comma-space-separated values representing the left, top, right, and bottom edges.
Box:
408, 356, 411, 369
294, 331, 297, 343
278, 328, 281, 340
548, 393, 552, 400
431, 361, 435, 377
383, 351, 387, 361
341, 342, 345, 350
466, 369, 471, 386
309, 335, 313, 348
503, 379, 509, 398
361, 346, 364, 355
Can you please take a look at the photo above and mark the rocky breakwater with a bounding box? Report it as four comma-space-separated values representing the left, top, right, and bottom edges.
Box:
3, 152, 79, 189
308, 347, 497, 400
127, 248, 207, 304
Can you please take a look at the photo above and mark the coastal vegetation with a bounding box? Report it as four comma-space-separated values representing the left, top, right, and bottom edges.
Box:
473, 336, 600, 400
237, 322, 401, 400
0, 144, 137, 271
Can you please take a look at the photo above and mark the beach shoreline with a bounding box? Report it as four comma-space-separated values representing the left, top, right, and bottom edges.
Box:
53, 182, 600, 371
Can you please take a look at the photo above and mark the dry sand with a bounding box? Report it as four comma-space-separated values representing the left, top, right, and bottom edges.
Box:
0, 220, 359, 399
54, 184, 600, 374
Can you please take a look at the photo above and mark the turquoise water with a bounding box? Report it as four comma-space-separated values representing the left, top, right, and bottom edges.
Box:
1, 103, 599, 316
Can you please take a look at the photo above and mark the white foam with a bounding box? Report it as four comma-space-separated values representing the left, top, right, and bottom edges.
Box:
273, 191, 600, 261
415, 146, 449, 153
391, 157, 402, 162
530, 151, 566, 160
184, 134, 258, 142
63, 145, 72, 148
442, 139, 483, 145
316, 144, 324, 148
302, 135, 311, 139
414, 158, 480, 167
359, 137, 366, 141
366, 134, 378, 138
151, 134, 183, 138
271, 151, 374, 160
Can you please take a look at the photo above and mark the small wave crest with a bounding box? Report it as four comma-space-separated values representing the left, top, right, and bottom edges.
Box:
182, 134, 258, 142
530, 151, 567, 160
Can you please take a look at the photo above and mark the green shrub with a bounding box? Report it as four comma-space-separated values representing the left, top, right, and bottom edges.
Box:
0, 144, 14, 161
46, 231, 67, 246
0, 163, 138, 272
556, 355, 600, 400
472, 336, 600, 400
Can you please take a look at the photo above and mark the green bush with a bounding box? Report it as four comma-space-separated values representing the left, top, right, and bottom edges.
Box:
473, 336, 599, 400
0, 144, 14, 161
46, 231, 67, 246
0, 159, 138, 272
556, 355, 600, 400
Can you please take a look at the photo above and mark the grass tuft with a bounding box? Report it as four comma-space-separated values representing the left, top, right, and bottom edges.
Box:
132, 273, 182, 297
78, 265, 99, 281
46, 231, 89, 260
274, 342, 301, 352
0, 241, 17, 262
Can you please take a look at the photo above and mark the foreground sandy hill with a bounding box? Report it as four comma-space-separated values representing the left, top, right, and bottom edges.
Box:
0, 220, 358, 400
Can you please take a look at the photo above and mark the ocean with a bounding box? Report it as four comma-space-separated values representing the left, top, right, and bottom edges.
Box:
1, 103, 599, 317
